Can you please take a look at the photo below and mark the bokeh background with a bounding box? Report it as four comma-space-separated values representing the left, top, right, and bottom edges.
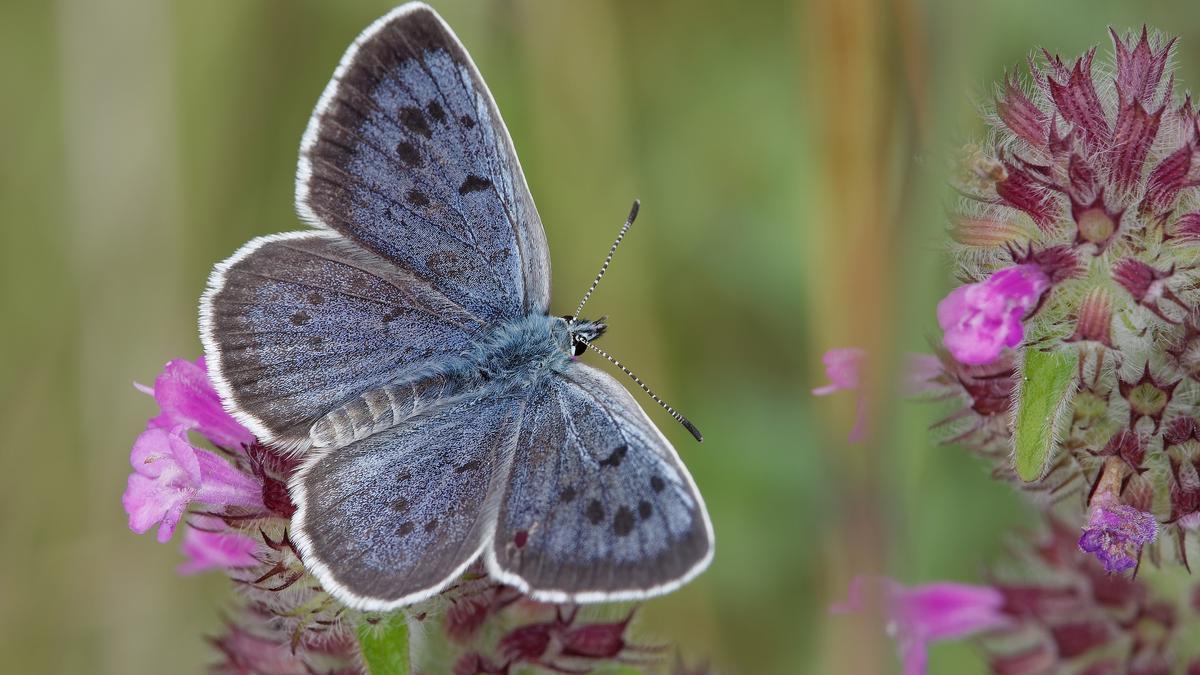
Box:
4, 0, 1200, 673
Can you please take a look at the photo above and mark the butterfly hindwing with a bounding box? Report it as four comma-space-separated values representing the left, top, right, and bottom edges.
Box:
290, 386, 524, 610
200, 231, 485, 449
297, 3, 551, 323
487, 362, 714, 601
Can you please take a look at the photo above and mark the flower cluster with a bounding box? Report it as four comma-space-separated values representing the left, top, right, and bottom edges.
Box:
824, 27, 1200, 674
123, 357, 686, 673
838, 516, 1200, 675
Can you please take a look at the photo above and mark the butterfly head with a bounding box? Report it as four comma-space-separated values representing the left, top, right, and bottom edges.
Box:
562, 315, 607, 356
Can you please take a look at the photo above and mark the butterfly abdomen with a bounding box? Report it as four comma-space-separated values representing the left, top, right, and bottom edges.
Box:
309, 376, 461, 448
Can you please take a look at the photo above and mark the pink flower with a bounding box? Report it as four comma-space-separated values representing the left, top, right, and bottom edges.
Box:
937, 265, 1049, 365
832, 576, 1010, 675
813, 350, 946, 442
812, 348, 868, 442
122, 426, 263, 542
178, 517, 260, 574
812, 348, 865, 395
137, 356, 254, 450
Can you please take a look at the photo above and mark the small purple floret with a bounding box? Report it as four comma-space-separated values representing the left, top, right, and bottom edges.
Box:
122, 426, 263, 542
937, 265, 1050, 365
138, 356, 254, 450
1077, 504, 1158, 573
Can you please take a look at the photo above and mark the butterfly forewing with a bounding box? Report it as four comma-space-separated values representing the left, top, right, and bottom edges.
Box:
297, 3, 551, 322
487, 363, 714, 601
291, 387, 524, 610
200, 231, 484, 449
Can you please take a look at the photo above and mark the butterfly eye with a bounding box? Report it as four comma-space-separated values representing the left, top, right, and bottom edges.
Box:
572, 337, 587, 357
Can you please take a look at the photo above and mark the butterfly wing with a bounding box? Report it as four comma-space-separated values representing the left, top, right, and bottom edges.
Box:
290, 384, 524, 610
200, 231, 486, 449
487, 363, 714, 602
296, 3, 550, 322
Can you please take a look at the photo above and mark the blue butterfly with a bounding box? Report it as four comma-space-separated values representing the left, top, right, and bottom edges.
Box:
199, 2, 712, 611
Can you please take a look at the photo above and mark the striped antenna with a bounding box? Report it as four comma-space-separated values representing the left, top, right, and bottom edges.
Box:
580, 338, 703, 443
572, 200, 639, 323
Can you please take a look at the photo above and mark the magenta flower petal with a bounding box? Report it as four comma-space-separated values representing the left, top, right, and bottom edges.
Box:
194, 451, 264, 510
122, 426, 263, 543
833, 576, 1009, 675
143, 356, 254, 450
123, 427, 202, 542
937, 265, 1049, 365
178, 518, 260, 575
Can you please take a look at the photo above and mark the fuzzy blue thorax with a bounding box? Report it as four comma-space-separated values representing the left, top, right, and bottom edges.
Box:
465, 314, 606, 387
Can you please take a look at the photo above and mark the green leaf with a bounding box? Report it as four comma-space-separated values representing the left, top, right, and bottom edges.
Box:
357, 612, 410, 675
1012, 348, 1078, 482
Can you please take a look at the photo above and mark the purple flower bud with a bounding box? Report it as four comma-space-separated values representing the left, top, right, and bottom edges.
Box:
937, 265, 1049, 365
831, 577, 1009, 675
995, 160, 1059, 229
997, 76, 1049, 147
1112, 259, 1184, 323
1078, 502, 1158, 573
178, 516, 260, 575
1110, 27, 1175, 106
122, 426, 263, 542
1050, 619, 1116, 659
138, 356, 254, 450
1067, 287, 1115, 347
1044, 47, 1110, 152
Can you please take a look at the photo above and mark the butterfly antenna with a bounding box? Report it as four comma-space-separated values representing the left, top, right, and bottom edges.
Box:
581, 339, 703, 443
572, 200, 640, 323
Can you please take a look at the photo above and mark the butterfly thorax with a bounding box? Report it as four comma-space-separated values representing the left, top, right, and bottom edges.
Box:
468, 314, 604, 385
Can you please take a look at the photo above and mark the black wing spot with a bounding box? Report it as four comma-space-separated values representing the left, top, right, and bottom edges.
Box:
586, 499, 604, 525
397, 469, 412, 482
397, 522, 414, 536
598, 445, 628, 468
399, 106, 432, 138
459, 175, 492, 194
613, 506, 636, 537
307, 292, 325, 305
426, 101, 446, 122
559, 486, 577, 503
382, 307, 405, 323
395, 141, 421, 166
650, 475, 665, 493
391, 498, 409, 513
424, 519, 438, 534
460, 114, 476, 129
290, 310, 311, 326
308, 336, 324, 351
638, 500, 652, 520
406, 189, 430, 206
456, 460, 482, 473
426, 250, 470, 278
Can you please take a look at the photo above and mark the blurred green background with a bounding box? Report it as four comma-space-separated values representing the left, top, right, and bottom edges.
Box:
3, 1, 1199, 673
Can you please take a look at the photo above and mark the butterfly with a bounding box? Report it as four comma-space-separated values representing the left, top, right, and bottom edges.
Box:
199, 2, 713, 611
